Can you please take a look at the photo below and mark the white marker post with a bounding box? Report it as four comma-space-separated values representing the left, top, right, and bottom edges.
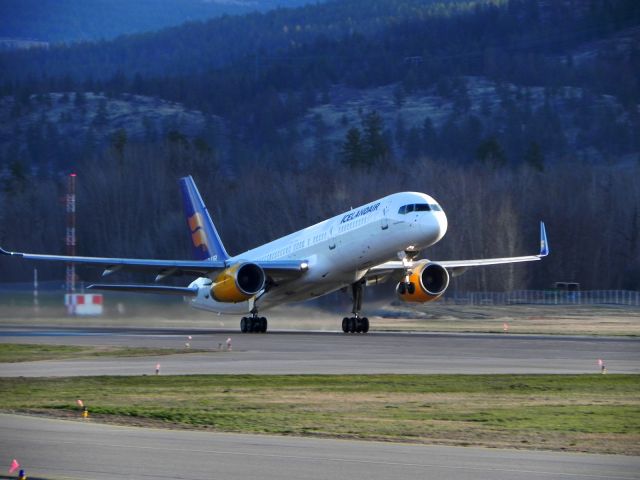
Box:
503, 322, 509, 333
155, 363, 160, 375
33, 268, 39, 313
226, 337, 232, 351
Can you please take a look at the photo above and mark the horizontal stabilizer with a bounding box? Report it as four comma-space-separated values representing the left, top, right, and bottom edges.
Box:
88, 284, 198, 296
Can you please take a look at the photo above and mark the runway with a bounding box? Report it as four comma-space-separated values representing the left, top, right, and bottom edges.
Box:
1, 414, 637, 480
1, 326, 639, 376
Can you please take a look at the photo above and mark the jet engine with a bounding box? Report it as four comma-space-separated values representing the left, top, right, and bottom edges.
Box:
396, 261, 449, 303
211, 262, 266, 303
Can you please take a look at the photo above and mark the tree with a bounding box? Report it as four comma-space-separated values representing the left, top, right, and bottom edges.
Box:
111, 128, 128, 162
362, 111, 389, 165
393, 84, 406, 108
476, 136, 506, 168
3, 160, 29, 194
342, 127, 365, 168
422, 117, 437, 156
74, 90, 87, 109
93, 98, 108, 126
524, 141, 544, 172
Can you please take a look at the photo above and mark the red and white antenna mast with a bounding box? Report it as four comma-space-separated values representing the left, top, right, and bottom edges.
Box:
65, 173, 77, 293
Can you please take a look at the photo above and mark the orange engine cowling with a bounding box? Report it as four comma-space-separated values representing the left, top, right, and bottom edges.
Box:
211, 262, 266, 303
396, 261, 449, 303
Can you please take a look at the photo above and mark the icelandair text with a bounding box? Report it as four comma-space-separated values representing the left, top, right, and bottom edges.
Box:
341, 202, 381, 223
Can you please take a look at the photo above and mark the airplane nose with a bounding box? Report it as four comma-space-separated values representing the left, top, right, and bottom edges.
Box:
435, 210, 448, 241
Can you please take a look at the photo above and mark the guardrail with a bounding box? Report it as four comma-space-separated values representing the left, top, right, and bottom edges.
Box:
442, 290, 640, 306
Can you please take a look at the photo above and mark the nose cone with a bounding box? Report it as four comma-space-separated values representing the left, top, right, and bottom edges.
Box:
435, 210, 448, 242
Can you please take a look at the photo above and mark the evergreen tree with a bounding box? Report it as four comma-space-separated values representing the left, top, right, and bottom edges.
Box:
93, 98, 108, 126
342, 127, 365, 168
476, 136, 506, 168
362, 111, 388, 165
524, 141, 544, 172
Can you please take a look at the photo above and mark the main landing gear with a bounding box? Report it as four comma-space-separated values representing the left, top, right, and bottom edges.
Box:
342, 315, 369, 334
342, 281, 369, 334
240, 312, 267, 333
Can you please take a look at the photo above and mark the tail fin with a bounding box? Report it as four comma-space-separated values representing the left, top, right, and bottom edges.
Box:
179, 176, 230, 262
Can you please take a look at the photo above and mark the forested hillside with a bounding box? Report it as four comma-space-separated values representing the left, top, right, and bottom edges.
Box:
0, 0, 317, 44
0, 0, 638, 291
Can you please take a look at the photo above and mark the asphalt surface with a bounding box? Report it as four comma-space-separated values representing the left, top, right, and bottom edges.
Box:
1, 414, 638, 480
1, 326, 639, 376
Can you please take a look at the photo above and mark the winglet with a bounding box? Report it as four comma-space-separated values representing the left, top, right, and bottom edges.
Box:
0, 246, 19, 257
539, 221, 549, 257
179, 175, 230, 262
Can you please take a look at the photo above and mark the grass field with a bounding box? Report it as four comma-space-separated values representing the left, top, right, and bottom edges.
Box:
1, 374, 638, 455
0, 344, 207, 363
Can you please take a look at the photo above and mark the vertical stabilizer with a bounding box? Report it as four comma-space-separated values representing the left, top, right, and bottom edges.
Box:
179, 176, 229, 262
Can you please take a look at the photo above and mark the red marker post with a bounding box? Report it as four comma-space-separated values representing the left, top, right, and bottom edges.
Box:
598, 359, 606, 374
9, 459, 20, 474
503, 322, 509, 333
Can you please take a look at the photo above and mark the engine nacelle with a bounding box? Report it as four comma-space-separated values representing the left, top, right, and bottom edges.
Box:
396, 261, 449, 303
211, 262, 266, 303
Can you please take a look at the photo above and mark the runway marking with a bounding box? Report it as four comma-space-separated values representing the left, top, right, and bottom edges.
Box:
49, 437, 635, 479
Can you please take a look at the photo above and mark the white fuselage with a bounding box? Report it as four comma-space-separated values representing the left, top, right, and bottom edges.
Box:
189, 192, 448, 314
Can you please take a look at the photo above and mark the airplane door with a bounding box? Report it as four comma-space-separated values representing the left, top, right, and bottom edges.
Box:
329, 225, 336, 250
380, 203, 389, 230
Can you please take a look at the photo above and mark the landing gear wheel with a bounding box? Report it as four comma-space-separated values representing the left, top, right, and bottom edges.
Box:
240, 315, 268, 333
347, 317, 356, 333
355, 317, 363, 333
362, 317, 369, 333
398, 283, 406, 295
342, 317, 349, 333
407, 282, 415, 294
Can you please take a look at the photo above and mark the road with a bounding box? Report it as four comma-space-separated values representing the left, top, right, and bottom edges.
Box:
1, 326, 638, 375
1, 414, 638, 480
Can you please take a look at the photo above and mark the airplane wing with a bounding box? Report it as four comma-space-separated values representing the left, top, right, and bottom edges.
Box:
0, 246, 307, 282
367, 221, 549, 279
0, 246, 225, 278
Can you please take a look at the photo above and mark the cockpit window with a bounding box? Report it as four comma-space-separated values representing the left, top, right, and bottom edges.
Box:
430, 204, 442, 212
398, 203, 431, 214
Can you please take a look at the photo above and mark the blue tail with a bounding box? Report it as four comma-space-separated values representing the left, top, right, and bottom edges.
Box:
179, 176, 230, 262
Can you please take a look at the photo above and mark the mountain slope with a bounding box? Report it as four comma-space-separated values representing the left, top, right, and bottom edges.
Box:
0, 0, 317, 44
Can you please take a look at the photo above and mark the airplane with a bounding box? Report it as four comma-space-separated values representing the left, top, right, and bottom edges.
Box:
1, 175, 548, 334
